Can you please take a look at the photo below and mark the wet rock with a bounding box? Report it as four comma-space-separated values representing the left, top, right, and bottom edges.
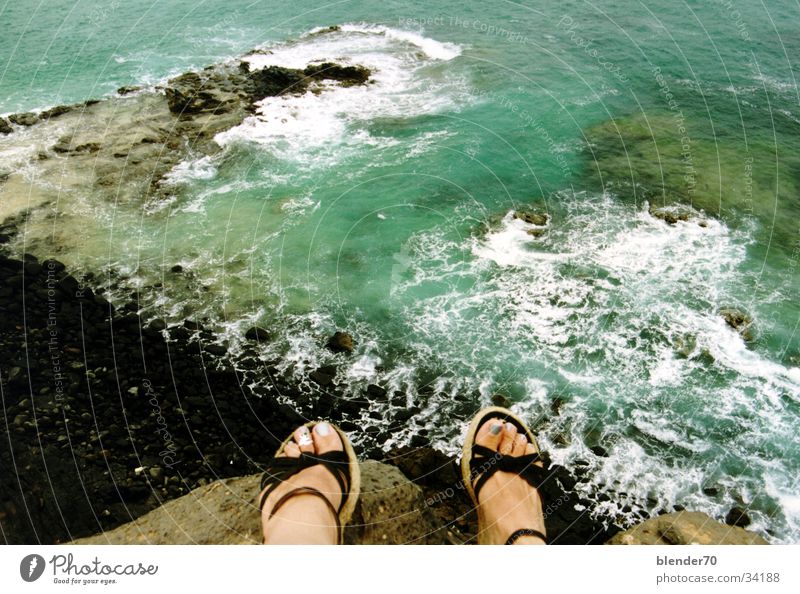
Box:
607, 511, 767, 545
0, 117, 12, 134
490, 393, 512, 408
248, 65, 309, 98
309, 369, 334, 387
719, 308, 754, 342
164, 72, 239, 115
366, 384, 387, 400
117, 85, 142, 95
649, 204, 697, 225
40, 104, 73, 120
513, 209, 549, 226
327, 331, 355, 354
244, 326, 270, 341
725, 506, 752, 528
303, 63, 371, 86
8, 112, 38, 126
170, 264, 183, 273
203, 344, 228, 357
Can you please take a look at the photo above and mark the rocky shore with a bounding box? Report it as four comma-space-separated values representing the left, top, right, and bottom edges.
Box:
0, 243, 630, 544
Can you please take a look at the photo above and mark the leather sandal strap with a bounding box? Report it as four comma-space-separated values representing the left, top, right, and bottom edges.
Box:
469, 444, 550, 501
505, 528, 547, 545
259, 450, 351, 513
264, 486, 342, 544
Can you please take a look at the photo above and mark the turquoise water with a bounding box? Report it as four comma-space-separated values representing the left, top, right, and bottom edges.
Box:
2, 1, 800, 541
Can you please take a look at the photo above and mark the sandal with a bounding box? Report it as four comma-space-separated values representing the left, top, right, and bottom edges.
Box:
460, 406, 550, 545
258, 421, 361, 544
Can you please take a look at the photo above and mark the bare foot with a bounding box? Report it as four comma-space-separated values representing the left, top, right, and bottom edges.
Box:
260, 422, 344, 544
473, 418, 546, 545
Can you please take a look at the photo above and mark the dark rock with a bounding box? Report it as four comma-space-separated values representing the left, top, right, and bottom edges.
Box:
203, 344, 228, 357
326, 331, 355, 354
170, 264, 183, 273
40, 104, 73, 120
590, 445, 608, 457
0, 117, 12, 134
366, 384, 387, 400
117, 85, 142, 95
309, 369, 334, 387
725, 506, 752, 528
244, 326, 270, 341
8, 112, 38, 126
303, 62, 371, 86
490, 393, 512, 408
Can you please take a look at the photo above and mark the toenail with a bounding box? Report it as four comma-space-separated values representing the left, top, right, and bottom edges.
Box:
315, 422, 331, 436
297, 427, 312, 445
505, 422, 515, 432
490, 422, 503, 435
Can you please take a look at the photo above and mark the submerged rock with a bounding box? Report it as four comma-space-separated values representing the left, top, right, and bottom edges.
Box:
607, 511, 767, 545
327, 331, 355, 353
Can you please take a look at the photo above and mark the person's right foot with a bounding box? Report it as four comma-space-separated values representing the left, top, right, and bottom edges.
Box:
472, 418, 547, 545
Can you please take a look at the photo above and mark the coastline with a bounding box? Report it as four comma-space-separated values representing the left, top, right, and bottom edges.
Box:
0, 36, 783, 545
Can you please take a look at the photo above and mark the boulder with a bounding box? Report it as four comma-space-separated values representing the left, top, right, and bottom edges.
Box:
719, 308, 754, 342
69, 462, 444, 544
327, 331, 355, 354
0, 117, 12, 135
725, 506, 752, 528
606, 511, 767, 545
513, 209, 549, 226
244, 326, 270, 341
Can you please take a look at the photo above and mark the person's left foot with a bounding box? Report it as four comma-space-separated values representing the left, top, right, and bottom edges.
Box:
260, 422, 344, 545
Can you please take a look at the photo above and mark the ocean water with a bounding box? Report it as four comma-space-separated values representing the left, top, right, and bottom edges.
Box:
2, 1, 800, 541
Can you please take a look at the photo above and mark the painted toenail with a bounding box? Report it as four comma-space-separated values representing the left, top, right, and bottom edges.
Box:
315, 422, 331, 436
297, 427, 312, 445
490, 422, 503, 435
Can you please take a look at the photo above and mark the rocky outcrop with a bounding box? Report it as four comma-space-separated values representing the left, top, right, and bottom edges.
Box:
0, 117, 12, 134
8, 112, 38, 126
649, 203, 707, 226
70, 462, 442, 545
606, 511, 768, 545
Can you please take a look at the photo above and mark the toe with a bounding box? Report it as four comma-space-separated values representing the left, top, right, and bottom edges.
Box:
283, 441, 301, 458
512, 433, 528, 456
312, 422, 344, 455
294, 425, 314, 453
475, 417, 505, 452
499, 422, 517, 455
